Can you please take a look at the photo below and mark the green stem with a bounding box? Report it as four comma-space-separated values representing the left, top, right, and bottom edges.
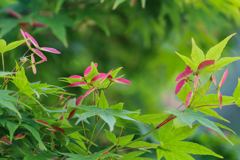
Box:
196, 103, 235, 108
82, 120, 88, 146
89, 122, 106, 147
115, 126, 123, 150
1, 52, 5, 82
2, 61, 25, 89
110, 116, 176, 153
110, 128, 156, 153
87, 119, 98, 153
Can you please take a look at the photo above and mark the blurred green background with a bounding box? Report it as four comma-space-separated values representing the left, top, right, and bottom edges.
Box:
1, 0, 240, 159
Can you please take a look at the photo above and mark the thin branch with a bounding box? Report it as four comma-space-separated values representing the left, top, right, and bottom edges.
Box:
115, 127, 123, 150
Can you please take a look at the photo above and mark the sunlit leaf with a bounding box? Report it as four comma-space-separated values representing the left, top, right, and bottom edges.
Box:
206, 33, 236, 61
191, 38, 205, 65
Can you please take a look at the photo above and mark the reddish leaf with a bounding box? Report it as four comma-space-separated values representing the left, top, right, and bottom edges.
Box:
41, 47, 60, 54
69, 75, 83, 79
25, 32, 39, 48
194, 74, 200, 88
103, 151, 109, 154
186, 90, 194, 107
7, 9, 22, 19
76, 95, 84, 106
84, 70, 113, 97
68, 82, 88, 87
1, 136, 11, 145
68, 109, 77, 120
14, 133, 24, 140
32, 22, 46, 28
213, 75, 217, 86
218, 91, 222, 109
175, 68, 194, 81
20, 29, 31, 47
58, 115, 63, 120
185, 65, 192, 72
58, 99, 72, 120
219, 69, 228, 87
84, 86, 97, 97
62, 156, 67, 160
175, 79, 187, 95
52, 126, 65, 134
115, 78, 131, 85
35, 119, 49, 125
91, 73, 107, 82
32, 48, 47, 61
59, 90, 66, 100
84, 63, 98, 77
197, 60, 215, 71
46, 128, 55, 132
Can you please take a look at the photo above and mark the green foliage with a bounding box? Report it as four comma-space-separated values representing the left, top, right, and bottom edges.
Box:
71, 104, 137, 132
0, 2, 239, 158
156, 122, 222, 160
206, 33, 236, 61
233, 78, 240, 106
191, 38, 205, 65
167, 108, 233, 145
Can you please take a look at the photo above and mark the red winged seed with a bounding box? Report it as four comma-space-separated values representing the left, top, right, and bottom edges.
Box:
76, 95, 84, 106
14, 133, 24, 140
52, 126, 65, 134
175, 79, 187, 95
185, 65, 192, 72
219, 69, 228, 87
68, 109, 77, 120
69, 75, 83, 79
84, 63, 98, 77
32, 48, 47, 61
7, 9, 22, 19
175, 68, 194, 82
41, 47, 60, 54
20, 29, 31, 47
185, 90, 194, 107
25, 32, 40, 48
35, 119, 49, 125
197, 60, 215, 71
218, 91, 223, 109
213, 75, 217, 86
46, 128, 55, 132
91, 73, 107, 82
32, 22, 46, 28
114, 78, 131, 85
194, 74, 200, 88
58, 115, 63, 121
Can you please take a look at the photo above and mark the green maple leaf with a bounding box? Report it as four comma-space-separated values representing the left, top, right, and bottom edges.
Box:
155, 122, 223, 160
167, 108, 233, 145
73, 104, 137, 132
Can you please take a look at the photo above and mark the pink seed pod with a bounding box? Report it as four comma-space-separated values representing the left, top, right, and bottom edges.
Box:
197, 60, 215, 72
175, 79, 187, 95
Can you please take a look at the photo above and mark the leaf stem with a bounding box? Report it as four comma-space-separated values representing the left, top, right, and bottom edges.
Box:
87, 119, 98, 153
118, 145, 158, 151
89, 122, 106, 147
1, 52, 5, 82
110, 116, 176, 153
115, 126, 123, 150
82, 120, 89, 146
104, 82, 112, 93
196, 103, 236, 108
